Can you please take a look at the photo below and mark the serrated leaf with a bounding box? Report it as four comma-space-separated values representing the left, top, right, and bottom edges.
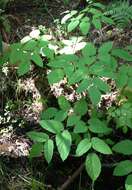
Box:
98, 41, 113, 54
40, 120, 64, 134
18, 59, 30, 76
31, 53, 43, 67
67, 114, 80, 126
27, 131, 49, 142
68, 69, 84, 85
44, 139, 54, 163
125, 174, 132, 190
92, 137, 112, 154
54, 110, 68, 122
74, 99, 88, 116
85, 153, 101, 181
88, 86, 101, 105
68, 20, 80, 32
88, 118, 112, 134
41, 107, 58, 120
82, 43, 96, 57
48, 69, 64, 84
30, 143, 43, 158
76, 78, 91, 93
112, 140, 132, 155
111, 49, 132, 61
113, 160, 132, 176
79, 17, 90, 35
92, 18, 102, 29
93, 77, 109, 93
74, 120, 88, 133
58, 96, 71, 111
76, 138, 91, 157
56, 130, 72, 161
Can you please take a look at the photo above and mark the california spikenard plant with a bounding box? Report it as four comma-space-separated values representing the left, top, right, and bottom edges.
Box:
0, 2, 132, 190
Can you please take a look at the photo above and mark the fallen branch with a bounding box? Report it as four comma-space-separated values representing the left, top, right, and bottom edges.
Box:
57, 162, 85, 190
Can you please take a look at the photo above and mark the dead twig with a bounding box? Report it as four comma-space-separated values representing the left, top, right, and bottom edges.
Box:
57, 162, 85, 190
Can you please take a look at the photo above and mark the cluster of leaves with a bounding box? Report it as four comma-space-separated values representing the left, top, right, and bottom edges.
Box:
61, 2, 114, 35
0, 1, 132, 189
104, 0, 132, 28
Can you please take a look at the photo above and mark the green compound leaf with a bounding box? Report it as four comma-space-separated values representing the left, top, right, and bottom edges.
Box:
44, 139, 54, 164
112, 140, 132, 155
58, 96, 71, 111
67, 114, 80, 127
92, 137, 112, 155
40, 120, 64, 134
125, 174, 132, 190
113, 160, 132, 176
54, 110, 68, 122
85, 153, 101, 181
92, 18, 102, 29
76, 138, 91, 157
56, 130, 72, 161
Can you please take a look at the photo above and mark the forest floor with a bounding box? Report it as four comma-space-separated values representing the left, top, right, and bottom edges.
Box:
0, 0, 132, 190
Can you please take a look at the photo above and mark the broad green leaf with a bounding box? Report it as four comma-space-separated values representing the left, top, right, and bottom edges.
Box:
98, 41, 113, 54
88, 118, 112, 134
93, 77, 109, 93
76, 138, 91, 157
54, 110, 68, 122
31, 53, 43, 67
126, 45, 132, 51
111, 49, 132, 61
74, 99, 88, 116
40, 120, 64, 134
68, 20, 80, 32
30, 143, 43, 158
88, 86, 101, 105
92, 18, 102, 29
44, 139, 54, 163
23, 40, 37, 51
125, 174, 132, 190
85, 153, 101, 181
113, 160, 132, 176
112, 140, 132, 155
79, 17, 90, 35
92, 137, 112, 154
56, 130, 72, 161
74, 120, 88, 133
27, 131, 49, 142
68, 69, 84, 85
76, 78, 91, 93
67, 114, 80, 126
48, 69, 64, 84
41, 107, 58, 120
58, 96, 71, 111
18, 59, 30, 76
82, 43, 96, 57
